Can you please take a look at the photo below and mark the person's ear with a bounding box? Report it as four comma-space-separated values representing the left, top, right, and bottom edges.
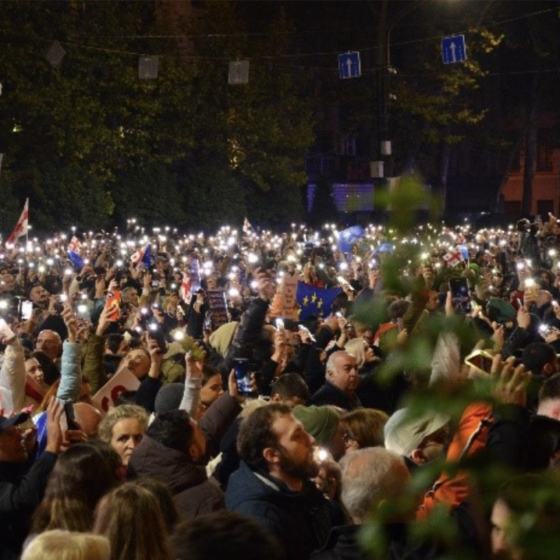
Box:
409, 448, 427, 465
544, 361, 556, 376
263, 447, 280, 465
270, 394, 282, 403
188, 444, 199, 462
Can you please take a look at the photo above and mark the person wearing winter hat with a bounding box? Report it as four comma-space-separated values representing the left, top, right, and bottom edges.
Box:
209, 322, 239, 357
384, 408, 449, 471
292, 405, 345, 461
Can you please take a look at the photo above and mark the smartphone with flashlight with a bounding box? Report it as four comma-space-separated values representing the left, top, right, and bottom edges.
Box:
233, 358, 253, 396
106, 289, 121, 322
449, 277, 472, 313
20, 300, 33, 321
147, 326, 167, 355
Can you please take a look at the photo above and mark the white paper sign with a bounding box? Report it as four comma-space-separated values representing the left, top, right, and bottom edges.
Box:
92, 368, 140, 413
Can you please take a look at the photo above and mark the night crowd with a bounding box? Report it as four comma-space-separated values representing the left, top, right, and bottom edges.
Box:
2, 215, 560, 560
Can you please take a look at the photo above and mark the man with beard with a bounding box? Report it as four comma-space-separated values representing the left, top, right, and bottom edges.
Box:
226, 404, 332, 560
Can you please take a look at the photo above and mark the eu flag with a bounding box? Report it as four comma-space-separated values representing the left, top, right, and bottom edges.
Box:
338, 225, 365, 253
296, 282, 342, 320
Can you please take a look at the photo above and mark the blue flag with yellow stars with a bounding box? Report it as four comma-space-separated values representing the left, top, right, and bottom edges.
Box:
296, 282, 342, 320
338, 225, 365, 253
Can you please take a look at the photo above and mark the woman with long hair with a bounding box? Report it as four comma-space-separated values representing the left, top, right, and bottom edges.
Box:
94, 482, 171, 560
31, 443, 119, 534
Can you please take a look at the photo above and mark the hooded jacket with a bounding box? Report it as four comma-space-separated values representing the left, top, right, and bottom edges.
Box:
226, 461, 331, 560
128, 435, 223, 518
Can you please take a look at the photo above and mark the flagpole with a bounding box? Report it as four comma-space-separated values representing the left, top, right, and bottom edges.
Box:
25, 198, 29, 249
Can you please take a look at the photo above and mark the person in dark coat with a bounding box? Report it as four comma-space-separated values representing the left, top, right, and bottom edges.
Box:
0, 401, 63, 560
127, 409, 224, 518
226, 403, 332, 560
310, 351, 361, 411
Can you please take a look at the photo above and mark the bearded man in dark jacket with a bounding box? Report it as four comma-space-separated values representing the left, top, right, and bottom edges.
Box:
226, 403, 332, 560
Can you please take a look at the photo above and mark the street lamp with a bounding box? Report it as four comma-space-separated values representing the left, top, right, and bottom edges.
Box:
371, 0, 429, 179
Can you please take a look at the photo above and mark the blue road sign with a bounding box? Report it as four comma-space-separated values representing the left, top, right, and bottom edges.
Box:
441, 35, 467, 64
338, 52, 361, 79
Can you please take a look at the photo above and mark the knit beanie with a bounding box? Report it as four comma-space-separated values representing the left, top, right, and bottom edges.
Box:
209, 321, 239, 357
292, 405, 339, 447
154, 383, 184, 415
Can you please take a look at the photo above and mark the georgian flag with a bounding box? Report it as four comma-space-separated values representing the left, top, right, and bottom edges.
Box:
179, 272, 191, 303
443, 249, 464, 268
6, 198, 29, 246
131, 243, 152, 267
68, 236, 82, 253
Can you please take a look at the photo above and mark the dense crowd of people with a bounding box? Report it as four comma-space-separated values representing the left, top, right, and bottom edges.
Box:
2, 214, 560, 560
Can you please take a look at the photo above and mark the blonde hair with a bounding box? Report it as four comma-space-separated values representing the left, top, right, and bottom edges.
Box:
98, 405, 148, 444
22, 530, 110, 560
344, 338, 368, 367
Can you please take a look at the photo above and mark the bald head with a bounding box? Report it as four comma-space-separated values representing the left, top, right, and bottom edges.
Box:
36, 330, 62, 362
74, 403, 103, 439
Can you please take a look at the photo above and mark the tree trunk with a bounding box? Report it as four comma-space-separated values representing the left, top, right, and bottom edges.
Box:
494, 73, 542, 214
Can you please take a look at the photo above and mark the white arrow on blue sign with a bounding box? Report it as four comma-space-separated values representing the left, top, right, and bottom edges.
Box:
338, 52, 361, 79
441, 35, 467, 64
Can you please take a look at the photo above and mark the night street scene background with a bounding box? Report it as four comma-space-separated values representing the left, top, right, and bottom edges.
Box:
1, 0, 559, 234
5, 4, 560, 560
